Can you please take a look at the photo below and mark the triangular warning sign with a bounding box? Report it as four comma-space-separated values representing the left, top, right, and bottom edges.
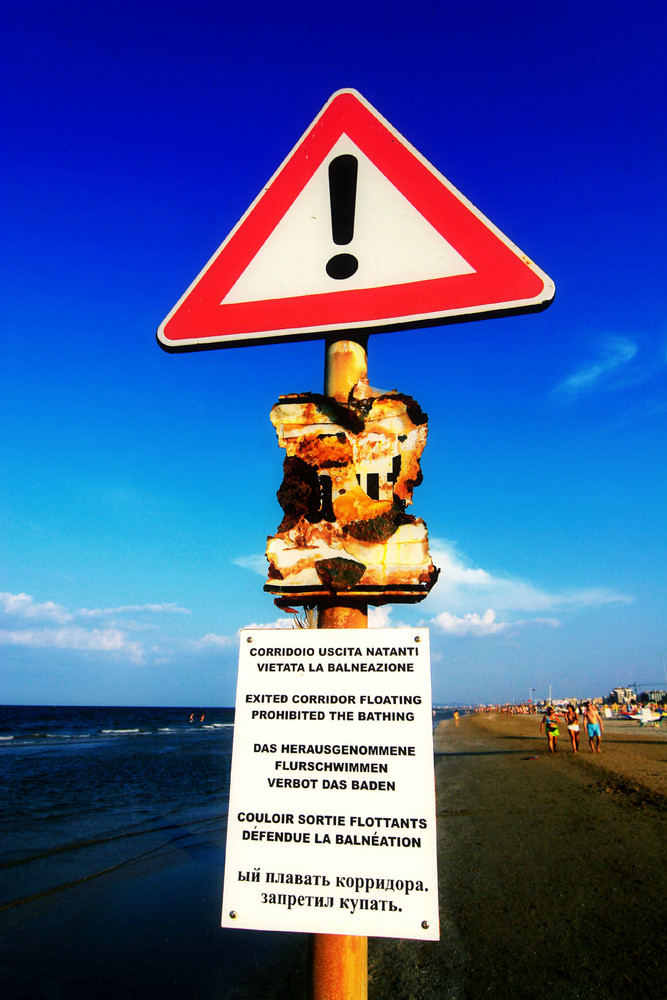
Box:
158, 89, 554, 351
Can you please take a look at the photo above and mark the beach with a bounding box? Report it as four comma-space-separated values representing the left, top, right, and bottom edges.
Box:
2, 710, 666, 998
369, 713, 667, 1000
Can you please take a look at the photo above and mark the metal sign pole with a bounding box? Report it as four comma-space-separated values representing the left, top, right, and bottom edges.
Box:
156, 86, 554, 998
319, 331, 369, 639
310, 334, 369, 1000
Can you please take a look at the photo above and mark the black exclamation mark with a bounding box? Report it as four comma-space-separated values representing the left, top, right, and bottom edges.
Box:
326, 154, 358, 280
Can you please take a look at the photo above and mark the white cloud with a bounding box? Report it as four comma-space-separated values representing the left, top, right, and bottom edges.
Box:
197, 609, 408, 640
0, 592, 71, 622
419, 540, 632, 637
0, 593, 191, 623
246, 617, 300, 629
427, 540, 631, 616
225, 542, 631, 640
554, 334, 665, 398
368, 606, 410, 629
368, 606, 392, 628
0, 626, 144, 663
432, 609, 509, 636
76, 603, 191, 619
196, 633, 236, 648
194, 617, 299, 650
0, 591, 193, 664
556, 335, 637, 394
233, 554, 268, 576
431, 609, 560, 637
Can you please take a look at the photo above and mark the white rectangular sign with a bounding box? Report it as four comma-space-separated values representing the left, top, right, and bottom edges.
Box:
221, 628, 439, 940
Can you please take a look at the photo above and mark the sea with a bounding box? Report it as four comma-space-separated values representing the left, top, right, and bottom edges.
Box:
1, 704, 453, 999
0, 705, 235, 909
1, 705, 238, 999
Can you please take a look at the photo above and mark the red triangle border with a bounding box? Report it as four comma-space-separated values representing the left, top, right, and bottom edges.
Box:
158, 90, 554, 349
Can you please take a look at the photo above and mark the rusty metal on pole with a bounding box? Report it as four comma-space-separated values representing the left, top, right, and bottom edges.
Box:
310, 334, 369, 1000
310, 934, 368, 1000
320, 332, 369, 635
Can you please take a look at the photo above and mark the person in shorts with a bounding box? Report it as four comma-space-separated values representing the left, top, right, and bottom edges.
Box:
565, 703, 580, 753
583, 701, 603, 753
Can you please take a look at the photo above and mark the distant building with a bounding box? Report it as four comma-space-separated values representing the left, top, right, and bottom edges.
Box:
611, 687, 635, 704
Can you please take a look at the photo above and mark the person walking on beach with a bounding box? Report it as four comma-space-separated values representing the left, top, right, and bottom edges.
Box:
453, 710, 460, 727
565, 703, 580, 753
583, 701, 603, 753
540, 706, 561, 753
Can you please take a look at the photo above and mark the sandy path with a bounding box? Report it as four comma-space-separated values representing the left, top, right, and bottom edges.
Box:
368, 713, 667, 1000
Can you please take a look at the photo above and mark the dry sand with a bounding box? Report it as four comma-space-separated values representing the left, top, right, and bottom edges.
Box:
234, 712, 666, 999
367, 712, 667, 1000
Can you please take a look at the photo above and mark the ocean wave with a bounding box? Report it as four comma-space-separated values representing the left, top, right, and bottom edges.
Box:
46, 733, 90, 739
0, 707, 235, 749
1, 727, 235, 747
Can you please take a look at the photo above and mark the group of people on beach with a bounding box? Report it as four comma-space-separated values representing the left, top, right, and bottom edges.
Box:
540, 702, 603, 754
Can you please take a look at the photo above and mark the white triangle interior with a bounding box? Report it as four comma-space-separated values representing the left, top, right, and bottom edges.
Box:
222, 135, 475, 305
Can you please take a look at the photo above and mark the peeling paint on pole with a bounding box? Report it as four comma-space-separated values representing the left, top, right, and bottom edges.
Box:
265, 379, 439, 606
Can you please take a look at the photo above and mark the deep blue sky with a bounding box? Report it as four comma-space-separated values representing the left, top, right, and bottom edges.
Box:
1, 1, 665, 706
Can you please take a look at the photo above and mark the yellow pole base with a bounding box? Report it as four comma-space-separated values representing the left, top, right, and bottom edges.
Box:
310, 335, 369, 1000
324, 335, 368, 400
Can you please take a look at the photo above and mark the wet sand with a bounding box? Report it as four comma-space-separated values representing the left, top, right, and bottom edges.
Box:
368, 713, 667, 1000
